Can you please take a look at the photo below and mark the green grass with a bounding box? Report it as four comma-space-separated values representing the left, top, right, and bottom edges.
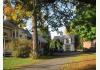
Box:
3, 57, 41, 70
69, 53, 96, 62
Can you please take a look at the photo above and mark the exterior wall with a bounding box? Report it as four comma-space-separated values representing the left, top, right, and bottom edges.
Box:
70, 35, 75, 51
18, 29, 27, 39
83, 40, 96, 52
3, 28, 13, 40
83, 39, 96, 49
3, 23, 32, 56
70, 44, 75, 51
63, 35, 75, 52
93, 39, 96, 47
83, 41, 92, 49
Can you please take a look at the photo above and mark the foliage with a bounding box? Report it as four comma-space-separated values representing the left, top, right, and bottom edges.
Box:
5, 39, 32, 57
3, 0, 32, 27
38, 26, 51, 43
4, 0, 77, 56
16, 39, 32, 58
49, 39, 63, 54
3, 0, 96, 56
49, 39, 62, 50
65, 3, 96, 41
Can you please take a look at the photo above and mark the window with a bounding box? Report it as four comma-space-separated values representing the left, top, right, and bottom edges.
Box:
4, 32, 7, 37
69, 38, 71, 43
16, 31, 18, 37
20, 35, 22, 37
12, 31, 15, 38
66, 39, 69, 43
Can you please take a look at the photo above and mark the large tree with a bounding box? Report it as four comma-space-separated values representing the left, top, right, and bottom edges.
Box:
4, 0, 57, 57
65, 0, 96, 41
4, 0, 96, 57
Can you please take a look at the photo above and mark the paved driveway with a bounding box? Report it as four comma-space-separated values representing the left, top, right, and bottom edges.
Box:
16, 52, 81, 70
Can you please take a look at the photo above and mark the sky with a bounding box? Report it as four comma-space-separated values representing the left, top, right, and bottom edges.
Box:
26, 19, 66, 39
9, 0, 73, 39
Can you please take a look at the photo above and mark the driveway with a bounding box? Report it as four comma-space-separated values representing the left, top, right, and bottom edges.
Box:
16, 52, 81, 70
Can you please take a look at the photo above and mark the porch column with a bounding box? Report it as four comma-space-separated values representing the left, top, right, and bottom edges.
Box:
3, 37, 5, 52
70, 44, 75, 51
63, 39, 66, 51
15, 29, 16, 39
64, 39, 66, 44
69, 37, 75, 51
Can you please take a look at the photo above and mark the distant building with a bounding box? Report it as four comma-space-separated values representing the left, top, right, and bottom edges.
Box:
83, 39, 96, 52
54, 34, 75, 52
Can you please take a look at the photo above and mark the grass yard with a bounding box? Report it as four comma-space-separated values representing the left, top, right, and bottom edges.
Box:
60, 53, 96, 70
3, 57, 41, 70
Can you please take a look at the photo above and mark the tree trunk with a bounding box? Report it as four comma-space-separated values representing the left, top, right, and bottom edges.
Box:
32, 15, 39, 57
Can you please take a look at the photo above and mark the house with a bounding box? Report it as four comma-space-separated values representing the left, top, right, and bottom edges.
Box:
3, 20, 19, 53
3, 20, 32, 56
18, 28, 32, 40
3, 20, 32, 46
38, 36, 47, 55
3, 20, 47, 56
54, 34, 75, 52
83, 39, 96, 52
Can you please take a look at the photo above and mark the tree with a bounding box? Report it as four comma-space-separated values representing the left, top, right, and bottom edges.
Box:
63, 0, 96, 49
49, 39, 62, 53
4, 0, 75, 57
4, 0, 57, 57
4, 0, 96, 57
69, 2, 96, 41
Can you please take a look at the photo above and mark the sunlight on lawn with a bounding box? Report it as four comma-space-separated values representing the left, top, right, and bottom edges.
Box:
60, 53, 96, 70
3, 57, 41, 69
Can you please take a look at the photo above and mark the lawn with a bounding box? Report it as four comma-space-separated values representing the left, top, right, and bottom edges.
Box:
3, 57, 41, 70
60, 53, 96, 70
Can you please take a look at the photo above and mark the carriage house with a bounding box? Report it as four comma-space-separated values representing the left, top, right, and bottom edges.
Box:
54, 34, 75, 52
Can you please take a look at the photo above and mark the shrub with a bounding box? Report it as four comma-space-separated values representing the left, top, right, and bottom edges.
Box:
16, 39, 32, 58
4, 39, 32, 58
49, 39, 62, 53
18, 46, 32, 58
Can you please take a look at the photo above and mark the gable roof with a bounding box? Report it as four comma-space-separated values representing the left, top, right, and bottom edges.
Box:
3, 20, 18, 29
23, 29, 32, 38
54, 34, 75, 42
38, 36, 47, 43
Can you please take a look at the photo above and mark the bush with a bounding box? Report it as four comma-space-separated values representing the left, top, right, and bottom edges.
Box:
4, 39, 32, 58
49, 39, 63, 53
15, 39, 32, 58
3, 41, 14, 57
18, 46, 32, 58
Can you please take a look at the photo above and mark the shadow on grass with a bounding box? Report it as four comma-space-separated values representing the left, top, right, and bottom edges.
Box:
4, 52, 95, 70
81, 64, 96, 70
38, 52, 96, 59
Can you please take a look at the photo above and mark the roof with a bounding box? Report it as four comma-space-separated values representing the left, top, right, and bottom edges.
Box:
54, 34, 75, 42
23, 29, 32, 38
19, 28, 32, 38
3, 20, 18, 29
38, 36, 47, 43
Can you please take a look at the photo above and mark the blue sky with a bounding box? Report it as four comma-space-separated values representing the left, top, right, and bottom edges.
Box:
9, 0, 75, 39
26, 19, 65, 39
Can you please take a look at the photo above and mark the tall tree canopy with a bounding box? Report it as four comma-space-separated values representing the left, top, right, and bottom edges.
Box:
4, 0, 96, 56
65, 0, 96, 41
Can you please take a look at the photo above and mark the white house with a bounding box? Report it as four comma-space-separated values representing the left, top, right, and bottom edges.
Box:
54, 34, 75, 52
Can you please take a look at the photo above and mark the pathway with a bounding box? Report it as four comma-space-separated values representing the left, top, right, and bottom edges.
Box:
16, 52, 81, 70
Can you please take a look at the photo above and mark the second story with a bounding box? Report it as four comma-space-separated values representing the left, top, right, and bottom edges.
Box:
53, 34, 75, 45
3, 20, 32, 40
